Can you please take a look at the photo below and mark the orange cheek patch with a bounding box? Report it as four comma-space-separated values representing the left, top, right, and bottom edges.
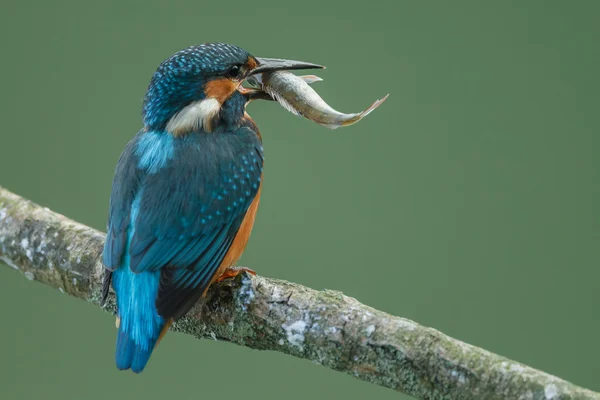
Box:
247, 56, 258, 71
204, 78, 238, 103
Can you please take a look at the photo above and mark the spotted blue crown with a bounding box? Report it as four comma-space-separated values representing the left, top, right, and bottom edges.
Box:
142, 43, 251, 130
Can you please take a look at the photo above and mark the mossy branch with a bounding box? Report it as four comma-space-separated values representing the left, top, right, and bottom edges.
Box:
0, 186, 597, 400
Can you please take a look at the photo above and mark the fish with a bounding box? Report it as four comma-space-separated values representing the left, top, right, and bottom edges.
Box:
294, 75, 323, 85
245, 74, 322, 102
250, 71, 388, 129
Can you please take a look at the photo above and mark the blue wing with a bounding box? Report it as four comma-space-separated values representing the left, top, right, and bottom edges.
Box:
102, 126, 263, 320
103, 136, 144, 272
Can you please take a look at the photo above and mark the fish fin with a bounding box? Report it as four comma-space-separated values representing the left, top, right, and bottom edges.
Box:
317, 122, 344, 130
299, 75, 323, 84
263, 86, 302, 117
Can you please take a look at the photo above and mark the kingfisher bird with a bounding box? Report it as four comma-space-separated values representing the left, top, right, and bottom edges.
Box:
100, 43, 323, 373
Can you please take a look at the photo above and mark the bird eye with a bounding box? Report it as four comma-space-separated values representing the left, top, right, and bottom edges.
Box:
227, 64, 242, 79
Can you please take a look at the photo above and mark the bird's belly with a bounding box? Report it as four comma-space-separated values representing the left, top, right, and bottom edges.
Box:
206, 183, 262, 292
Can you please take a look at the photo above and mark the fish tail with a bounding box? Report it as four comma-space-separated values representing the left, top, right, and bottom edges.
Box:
340, 94, 390, 127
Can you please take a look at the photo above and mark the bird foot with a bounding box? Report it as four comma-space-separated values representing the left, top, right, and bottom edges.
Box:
215, 266, 256, 283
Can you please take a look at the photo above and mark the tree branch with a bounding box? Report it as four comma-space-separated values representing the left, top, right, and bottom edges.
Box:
0, 186, 597, 400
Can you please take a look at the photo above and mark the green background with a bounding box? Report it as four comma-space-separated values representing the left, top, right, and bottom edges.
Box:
1, 1, 598, 398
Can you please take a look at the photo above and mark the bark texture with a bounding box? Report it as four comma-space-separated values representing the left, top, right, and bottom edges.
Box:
0, 186, 598, 400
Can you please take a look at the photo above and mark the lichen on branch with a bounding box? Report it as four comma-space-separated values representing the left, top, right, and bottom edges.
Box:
0, 186, 598, 400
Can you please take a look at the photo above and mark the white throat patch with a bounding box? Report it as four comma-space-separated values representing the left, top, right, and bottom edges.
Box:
166, 98, 220, 135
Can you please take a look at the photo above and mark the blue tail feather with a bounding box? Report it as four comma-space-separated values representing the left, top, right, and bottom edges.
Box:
111, 191, 165, 373
131, 344, 155, 374
115, 329, 135, 370
115, 327, 160, 373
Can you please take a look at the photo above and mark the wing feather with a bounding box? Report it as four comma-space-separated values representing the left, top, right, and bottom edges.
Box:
103, 126, 263, 322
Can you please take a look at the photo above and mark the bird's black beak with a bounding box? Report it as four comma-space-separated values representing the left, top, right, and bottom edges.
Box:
242, 57, 324, 102
250, 57, 325, 75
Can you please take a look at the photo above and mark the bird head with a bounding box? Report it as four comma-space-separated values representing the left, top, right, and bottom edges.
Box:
142, 43, 323, 135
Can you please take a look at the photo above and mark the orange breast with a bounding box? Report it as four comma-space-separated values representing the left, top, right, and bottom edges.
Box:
158, 186, 261, 343
205, 184, 262, 293
244, 113, 262, 140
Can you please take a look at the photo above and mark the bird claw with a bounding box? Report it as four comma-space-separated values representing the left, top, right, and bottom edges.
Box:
215, 266, 256, 283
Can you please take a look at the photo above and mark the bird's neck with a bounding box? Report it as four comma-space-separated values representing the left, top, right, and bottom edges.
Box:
143, 91, 247, 136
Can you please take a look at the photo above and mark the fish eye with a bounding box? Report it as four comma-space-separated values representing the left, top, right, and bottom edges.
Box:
227, 64, 242, 79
